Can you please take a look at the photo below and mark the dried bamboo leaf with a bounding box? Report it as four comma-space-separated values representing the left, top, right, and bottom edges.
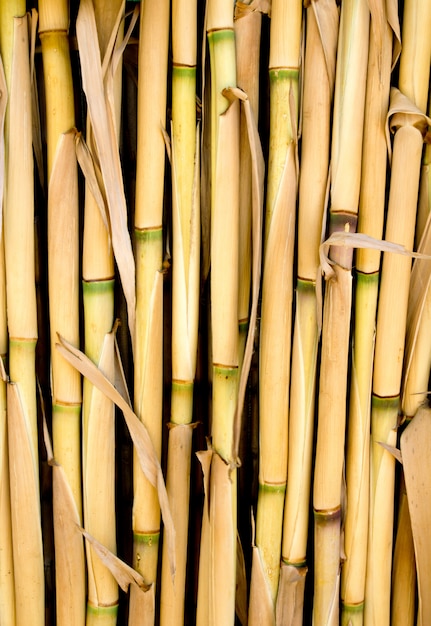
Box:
104, 2, 139, 142
386, 0, 401, 65
195, 449, 212, 626
224, 87, 264, 461
80, 528, 150, 594
248, 544, 275, 625
75, 132, 110, 236
276, 563, 307, 626
42, 409, 86, 626
378, 441, 403, 464
56, 334, 176, 577
7, 382, 44, 625
386, 87, 431, 160
76, 0, 136, 348
209, 453, 237, 624
320, 231, 430, 280
401, 406, 431, 623
235, 0, 270, 19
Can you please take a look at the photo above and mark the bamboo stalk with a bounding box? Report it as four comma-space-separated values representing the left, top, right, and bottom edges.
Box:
234, 0, 263, 367
81, 3, 125, 623
1, 10, 44, 625
39, 2, 85, 622
130, 1, 170, 623
39, 0, 85, 625
248, 1, 302, 620
159, 0, 200, 622
279, 2, 338, 621
312, 1, 369, 623
365, 2, 431, 621
195, 3, 241, 624
341, 4, 399, 623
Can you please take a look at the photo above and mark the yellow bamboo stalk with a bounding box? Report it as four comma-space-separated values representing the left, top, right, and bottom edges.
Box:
313, 1, 369, 623
0, 43, 14, 626
249, 1, 302, 620
341, 4, 399, 623
1, 12, 44, 625
234, 0, 263, 366
195, 3, 241, 624
39, 0, 80, 513
81, 3, 124, 623
130, 2, 169, 622
159, 0, 199, 622
39, 3, 85, 622
365, 2, 431, 621
279, 2, 338, 621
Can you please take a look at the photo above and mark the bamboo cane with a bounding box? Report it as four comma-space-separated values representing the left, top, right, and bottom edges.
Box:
195, 2, 241, 624
129, 0, 169, 623
365, 1, 431, 621
248, 1, 302, 621
341, 3, 399, 623
279, 2, 338, 622
159, 0, 200, 621
1, 9, 44, 624
39, 2, 85, 623
81, 3, 125, 623
312, 1, 369, 623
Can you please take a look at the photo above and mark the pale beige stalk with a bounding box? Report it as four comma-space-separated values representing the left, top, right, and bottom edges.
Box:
279, 2, 338, 621
196, 3, 241, 624
159, 0, 200, 622
130, 1, 169, 623
1, 12, 43, 625
365, 115, 430, 626
365, 3, 431, 621
341, 4, 399, 623
81, 3, 125, 624
249, 1, 302, 621
312, 1, 369, 623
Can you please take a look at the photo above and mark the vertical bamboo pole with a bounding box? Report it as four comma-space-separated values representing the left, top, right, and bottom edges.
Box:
365, 1, 431, 622
39, 1, 84, 623
279, 2, 338, 621
159, 0, 200, 622
313, 1, 369, 623
1, 8, 44, 624
341, 3, 399, 623
82, 3, 124, 623
130, 0, 170, 623
249, 1, 302, 621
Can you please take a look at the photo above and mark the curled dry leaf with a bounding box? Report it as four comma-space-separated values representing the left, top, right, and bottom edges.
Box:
55, 334, 176, 578
320, 231, 431, 281
80, 528, 150, 594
